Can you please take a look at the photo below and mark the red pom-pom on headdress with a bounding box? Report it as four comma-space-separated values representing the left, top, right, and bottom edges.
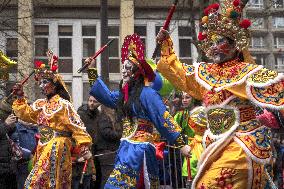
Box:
233, 0, 240, 7
204, 3, 220, 16
51, 65, 58, 72
52, 55, 58, 61
211, 3, 220, 10
198, 32, 207, 41
35, 60, 44, 68
240, 19, 251, 29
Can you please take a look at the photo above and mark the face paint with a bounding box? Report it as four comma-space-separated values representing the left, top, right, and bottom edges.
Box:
218, 42, 230, 55
207, 35, 237, 64
121, 60, 134, 84
39, 79, 55, 96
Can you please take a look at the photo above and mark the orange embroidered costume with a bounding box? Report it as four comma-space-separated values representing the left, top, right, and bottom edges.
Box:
157, 0, 283, 189
12, 53, 92, 189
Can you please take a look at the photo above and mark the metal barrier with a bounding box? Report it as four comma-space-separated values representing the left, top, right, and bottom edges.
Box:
158, 141, 189, 189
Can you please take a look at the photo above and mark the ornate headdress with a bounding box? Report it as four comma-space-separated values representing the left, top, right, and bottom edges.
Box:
198, 0, 251, 53
34, 50, 59, 81
34, 50, 71, 101
121, 33, 155, 82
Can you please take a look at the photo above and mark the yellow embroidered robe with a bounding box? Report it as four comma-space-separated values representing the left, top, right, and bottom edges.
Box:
157, 37, 284, 189
12, 95, 92, 189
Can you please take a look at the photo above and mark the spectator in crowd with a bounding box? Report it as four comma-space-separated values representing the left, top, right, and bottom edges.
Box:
174, 92, 203, 185
72, 95, 100, 189
11, 120, 38, 189
175, 92, 201, 140
0, 99, 17, 189
164, 91, 182, 116
75, 95, 122, 189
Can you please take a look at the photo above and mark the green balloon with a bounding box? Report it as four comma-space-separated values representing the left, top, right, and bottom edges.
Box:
159, 75, 174, 96
146, 59, 174, 97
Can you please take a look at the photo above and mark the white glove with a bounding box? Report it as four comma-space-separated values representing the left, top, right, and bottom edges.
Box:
77, 150, 92, 162
180, 145, 191, 157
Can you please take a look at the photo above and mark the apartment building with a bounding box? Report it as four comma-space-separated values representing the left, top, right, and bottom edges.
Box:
245, 0, 284, 71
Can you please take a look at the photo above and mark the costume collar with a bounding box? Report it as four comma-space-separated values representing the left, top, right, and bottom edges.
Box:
194, 59, 262, 92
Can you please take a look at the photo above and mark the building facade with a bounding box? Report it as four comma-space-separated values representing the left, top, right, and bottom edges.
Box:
0, 0, 283, 109
245, 0, 284, 71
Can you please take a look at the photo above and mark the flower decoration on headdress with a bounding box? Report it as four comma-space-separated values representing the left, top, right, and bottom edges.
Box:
198, 0, 251, 52
121, 33, 155, 82
34, 49, 59, 82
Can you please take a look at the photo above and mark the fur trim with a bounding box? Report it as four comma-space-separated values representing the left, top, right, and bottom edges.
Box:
65, 101, 86, 129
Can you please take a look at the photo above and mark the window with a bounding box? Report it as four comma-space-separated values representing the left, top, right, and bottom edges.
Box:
58, 25, 73, 73
274, 37, 284, 48
275, 54, 284, 71
6, 38, 18, 58
83, 82, 90, 103
179, 26, 192, 65
273, 0, 284, 8
250, 17, 264, 29
108, 25, 120, 73
34, 25, 49, 68
82, 25, 96, 73
248, 0, 263, 8
250, 36, 264, 48
134, 25, 147, 47
252, 54, 266, 66
6, 38, 18, 73
154, 25, 164, 58
273, 17, 284, 28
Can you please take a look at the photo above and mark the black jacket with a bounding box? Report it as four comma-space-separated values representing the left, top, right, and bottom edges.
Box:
0, 122, 15, 174
77, 104, 122, 153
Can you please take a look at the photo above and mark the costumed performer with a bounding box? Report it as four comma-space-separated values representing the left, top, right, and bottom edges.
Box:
156, 0, 283, 188
12, 52, 92, 189
86, 33, 191, 189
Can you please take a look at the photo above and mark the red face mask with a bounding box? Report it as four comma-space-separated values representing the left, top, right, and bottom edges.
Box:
207, 36, 236, 63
